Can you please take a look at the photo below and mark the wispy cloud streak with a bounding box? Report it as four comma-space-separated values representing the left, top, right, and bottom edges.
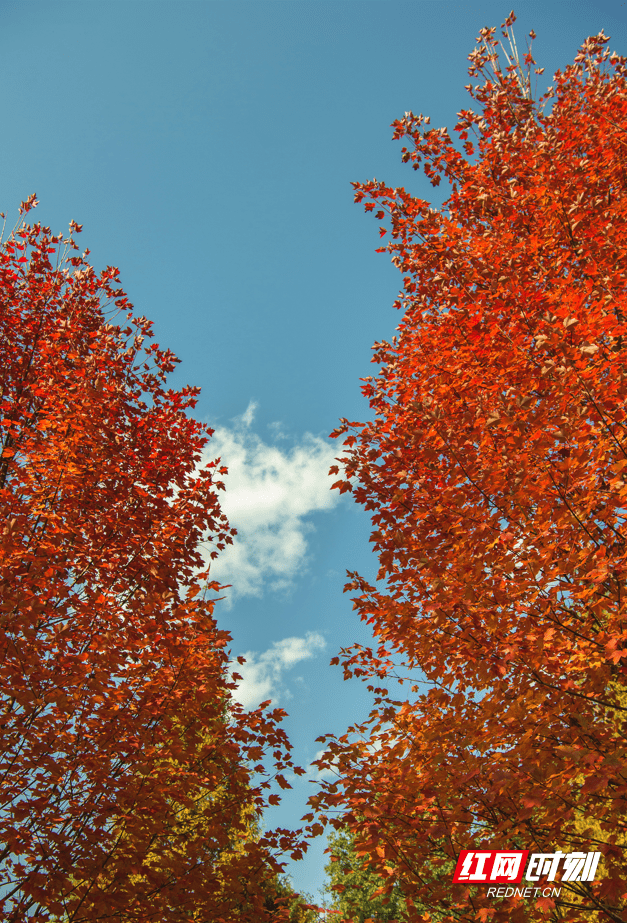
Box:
231, 632, 327, 707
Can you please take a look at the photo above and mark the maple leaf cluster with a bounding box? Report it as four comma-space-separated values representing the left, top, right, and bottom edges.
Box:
0, 202, 305, 921
311, 16, 627, 923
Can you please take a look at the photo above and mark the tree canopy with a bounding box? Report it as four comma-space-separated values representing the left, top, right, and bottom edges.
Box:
324, 826, 409, 923
311, 15, 627, 923
0, 199, 304, 922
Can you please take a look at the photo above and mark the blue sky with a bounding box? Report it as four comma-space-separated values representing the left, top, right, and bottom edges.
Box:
2, 0, 627, 902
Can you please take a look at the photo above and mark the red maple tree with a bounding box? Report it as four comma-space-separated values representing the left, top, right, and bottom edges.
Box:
311, 16, 627, 923
0, 199, 304, 921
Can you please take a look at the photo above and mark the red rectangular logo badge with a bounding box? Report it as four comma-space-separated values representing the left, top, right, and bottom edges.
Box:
453, 850, 529, 884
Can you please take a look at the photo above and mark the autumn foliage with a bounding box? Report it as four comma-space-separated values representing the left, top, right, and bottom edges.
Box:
312, 17, 627, 923
0, 201, 304, 921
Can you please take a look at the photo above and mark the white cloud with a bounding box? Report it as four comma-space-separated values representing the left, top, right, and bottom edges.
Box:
231, 631, 326, 708
204, 402, 339, 601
